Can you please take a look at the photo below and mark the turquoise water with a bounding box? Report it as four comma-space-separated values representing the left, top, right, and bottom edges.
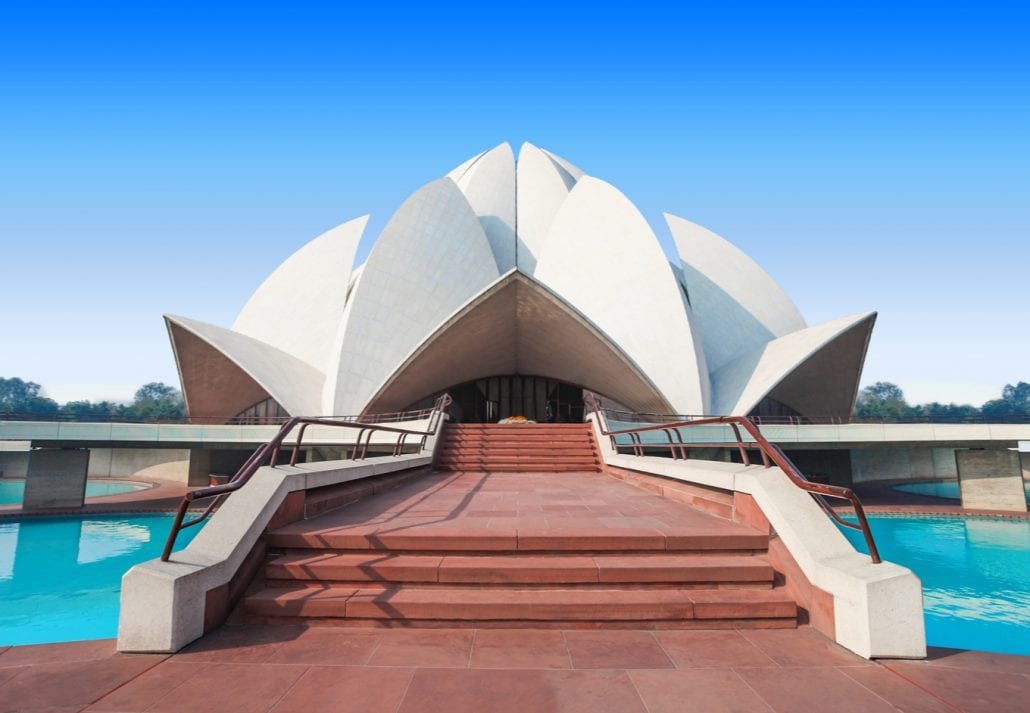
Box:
0, 479, 149, 505
839, 514, 1030, 655
0, 514, 203, 645
893, 479, 1030, 503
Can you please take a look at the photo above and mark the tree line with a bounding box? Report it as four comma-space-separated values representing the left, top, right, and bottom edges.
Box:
0, 377, 185, 421
854, 381, 1030, 423
3, 374, 1029, 424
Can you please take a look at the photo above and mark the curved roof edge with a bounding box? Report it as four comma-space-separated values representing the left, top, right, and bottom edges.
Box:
166, 314, 324, 418
232, 215, 367, 371
710, 312, 877, 418
362, 270, 675, 415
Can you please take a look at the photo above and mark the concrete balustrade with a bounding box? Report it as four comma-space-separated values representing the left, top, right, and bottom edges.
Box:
588, 415, 926, 660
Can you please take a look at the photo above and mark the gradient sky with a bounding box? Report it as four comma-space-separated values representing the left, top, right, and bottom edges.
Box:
1, 1, 1027, 408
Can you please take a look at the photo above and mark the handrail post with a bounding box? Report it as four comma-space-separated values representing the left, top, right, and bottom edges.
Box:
729, 423, 750, 466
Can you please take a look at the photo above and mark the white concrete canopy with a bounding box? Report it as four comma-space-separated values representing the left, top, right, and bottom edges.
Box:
365, 272, 673, 415
535, 177, 710, 415
449, 142, 517, 273
667, 213, 806, 373
232, 216, 367, 371
514, 142, 580, 274
710, 312, 876, 418
323, 177, 501, 416
166, 315, 324, 420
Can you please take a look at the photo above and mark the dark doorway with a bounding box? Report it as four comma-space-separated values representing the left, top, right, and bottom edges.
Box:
407, 376, 585, 423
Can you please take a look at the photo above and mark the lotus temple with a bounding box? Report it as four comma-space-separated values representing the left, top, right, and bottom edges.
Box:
166, 142, 874, 425
1, 144, 1028, 712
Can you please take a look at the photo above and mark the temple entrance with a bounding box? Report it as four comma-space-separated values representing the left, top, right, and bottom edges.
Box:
407, 376, 585, 423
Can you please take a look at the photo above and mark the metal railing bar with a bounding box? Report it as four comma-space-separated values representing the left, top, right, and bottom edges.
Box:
159, 394, 452, 562
585, 393, 882, 564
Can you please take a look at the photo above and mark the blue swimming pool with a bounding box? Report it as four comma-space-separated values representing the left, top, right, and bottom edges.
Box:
0, 479, 150, 505
0, 514, 203, 645
892, 479, 1030, 503
838, 514, 1030, 656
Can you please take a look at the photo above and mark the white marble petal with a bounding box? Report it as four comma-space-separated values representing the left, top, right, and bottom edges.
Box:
446, 149, 487, 181
515, 142, 580, 274
232, 216, 367, 371
166, 314, 324, 417
451, 143, 516, 272
324, 177, 502, 415
534, 176, 710, 414
667, 213, 806, 373
540, 148, 585, 181
711, 312, 876, 417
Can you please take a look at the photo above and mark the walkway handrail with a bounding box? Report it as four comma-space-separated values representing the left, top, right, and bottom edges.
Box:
584, 393, 881, 564
159, 394, 452, 561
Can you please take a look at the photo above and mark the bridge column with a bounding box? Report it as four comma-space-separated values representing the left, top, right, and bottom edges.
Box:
23, 448, 90, 509
187, 449, 211, 486
956, 449, 1028, 512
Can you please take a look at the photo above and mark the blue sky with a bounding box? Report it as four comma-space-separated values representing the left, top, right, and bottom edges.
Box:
1, 1, 1027, 407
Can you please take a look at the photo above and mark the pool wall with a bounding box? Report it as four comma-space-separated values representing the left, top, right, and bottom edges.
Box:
87, 448, 191, 482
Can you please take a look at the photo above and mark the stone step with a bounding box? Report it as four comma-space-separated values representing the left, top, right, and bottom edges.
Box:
448, 424, 592, 430
265, 527, 770, 553
245, 584, 797, 623
438, 444, 598, 451
436, 461, 601, 467
434, 453, 597, 459
266, 552, 776, 585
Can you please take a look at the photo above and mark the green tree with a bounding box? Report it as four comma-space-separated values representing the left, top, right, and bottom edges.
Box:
0, 376, 59, 416
981, 381, 1030, 421
909, 402, 980, 422
854, 381, 912, 422
123, 382, 185, 422
60, 400, 121, 419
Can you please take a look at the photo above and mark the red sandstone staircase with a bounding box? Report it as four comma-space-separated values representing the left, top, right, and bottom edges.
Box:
246, 515, 796, 628
435, 423, 602, 472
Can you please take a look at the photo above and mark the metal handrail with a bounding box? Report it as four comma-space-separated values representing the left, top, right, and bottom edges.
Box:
585, 393, 881, 564
159, 394, 452, 561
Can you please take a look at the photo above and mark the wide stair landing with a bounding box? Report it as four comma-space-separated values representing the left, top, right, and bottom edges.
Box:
246, 471, 797, 629
436, 423, 601, 472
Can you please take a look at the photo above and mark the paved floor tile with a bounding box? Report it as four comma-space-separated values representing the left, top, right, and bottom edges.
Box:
174, 624, 305, 664
146, 662, 306, 713
0, 665, 25, 687
270, 665, 413, 713
276, 471, 757, 545
922, 646, 1030, 676
654, 630, 778, 669
366, 629, 474, 668
396, 668, 648, 713
0, 655, 161, 712
264, 628, 381, 666
470, 630, 571, 669
564, 631, 674, 670
629, 669, 774, 712
739, 627, 872, 667
883, 660, 1030, 713
87, 660, 205, 712
736, 667, 905, 713
840, 666, 959, 713
0, 638, 118, 667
